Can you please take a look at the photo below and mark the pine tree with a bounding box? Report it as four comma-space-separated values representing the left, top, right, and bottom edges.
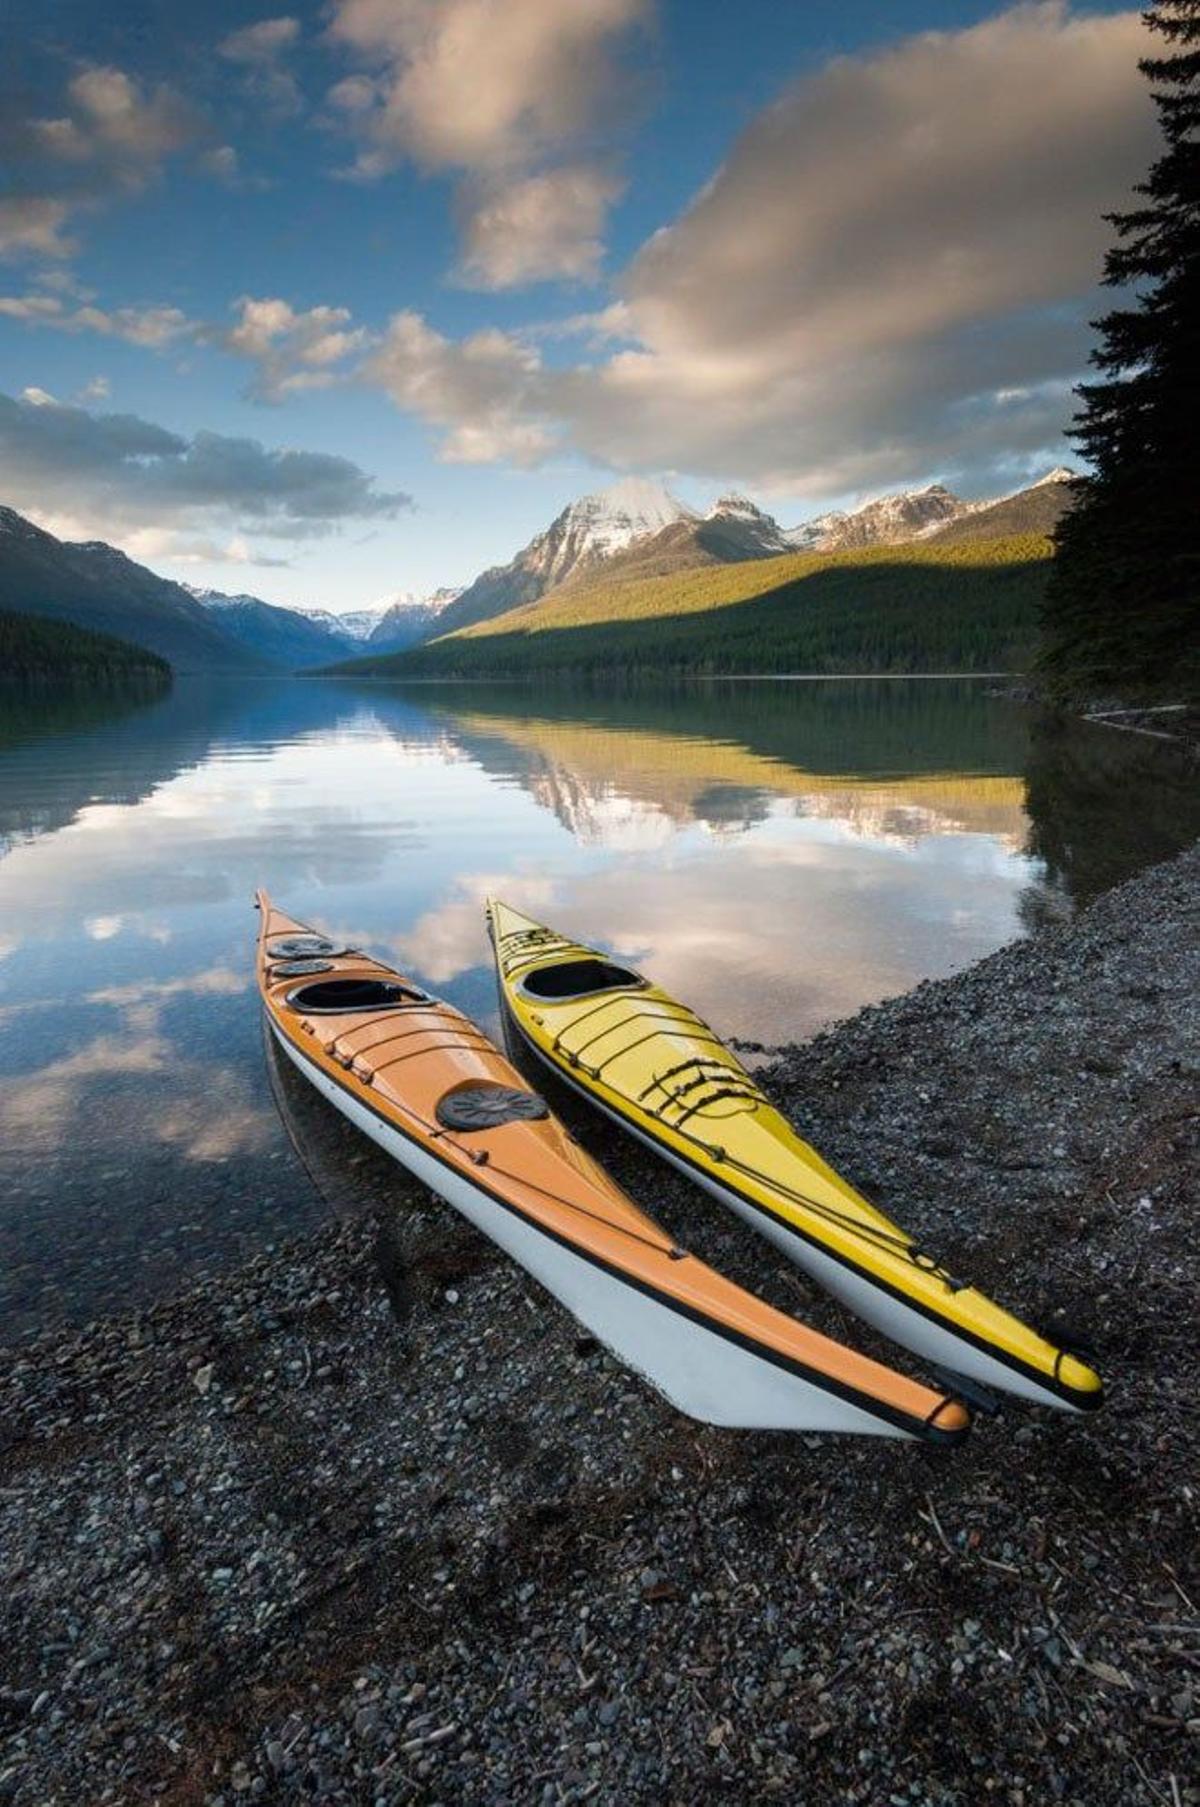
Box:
1040, 1, 1199, 698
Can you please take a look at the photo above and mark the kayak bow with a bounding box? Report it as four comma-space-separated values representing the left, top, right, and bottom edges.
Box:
256, 892, 969, 1442
487, 899, 1103, 1415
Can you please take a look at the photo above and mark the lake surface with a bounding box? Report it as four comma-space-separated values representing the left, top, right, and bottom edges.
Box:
2, 675, 1197, 1339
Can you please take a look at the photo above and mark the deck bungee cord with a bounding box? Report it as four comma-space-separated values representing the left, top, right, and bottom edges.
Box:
533, 969, 967, 1290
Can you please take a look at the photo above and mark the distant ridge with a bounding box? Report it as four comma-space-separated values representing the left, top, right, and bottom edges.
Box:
365, 587, 462, 652
788, 483, 966, 552
924, 469, 1076, 547
187, 587, 356, 670
0, 468, 1078, 677
190, 584, 466, 663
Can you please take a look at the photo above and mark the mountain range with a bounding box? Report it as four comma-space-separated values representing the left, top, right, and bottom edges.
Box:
185, 585, 461, 668
0, 470, 1074, 677
0, 508, 461, 673
426, 470, 1075, 642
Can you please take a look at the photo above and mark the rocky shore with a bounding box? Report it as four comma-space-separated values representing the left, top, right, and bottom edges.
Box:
2, 845, 1197, 1807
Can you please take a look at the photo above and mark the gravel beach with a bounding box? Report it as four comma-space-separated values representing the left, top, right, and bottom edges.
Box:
2, 842, 1197, 1807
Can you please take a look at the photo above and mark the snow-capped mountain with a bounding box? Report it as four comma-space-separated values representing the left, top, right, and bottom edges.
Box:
186, 583, 465, 666
702, 493, 794, 557
784, 470, 1077, 555
367, 586, 462, 652
536, 491, 796, 592
922, 468, 1077, 548
787, 484, 968, 553
327, 465, 1079, 668
187, 587, 357, 669
298, 606, 384, 642
545, 476, 696, 569
433, 478, 697, 638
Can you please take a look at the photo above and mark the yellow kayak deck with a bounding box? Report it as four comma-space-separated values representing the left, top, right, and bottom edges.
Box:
488, 900, 1103, 1414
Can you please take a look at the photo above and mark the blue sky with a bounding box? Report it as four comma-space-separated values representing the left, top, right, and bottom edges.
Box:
0, 1, 1153, 609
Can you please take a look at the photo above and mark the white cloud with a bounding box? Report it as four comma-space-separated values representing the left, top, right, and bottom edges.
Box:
220, 295, 372, 399
2, 5, 1152, 507
202, 143, 239, 182
362, 311, 553, 463
459, 165, 624, 289
0, 198, 74, 260
325, 74, 379, 115
219, 16, 304, 115
576, 1, 1157, 492
0, 292, 196, 347
0, 387, 410, 553
116, 527, 294, 568
327, 0, 647, 170
39, 66, 200, 166
220, 16, 301, 60
1, 64, 205, 263
325, 0, 650, 285
346, 3, 1157, 495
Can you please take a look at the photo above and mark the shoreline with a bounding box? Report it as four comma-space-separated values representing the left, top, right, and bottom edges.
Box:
2, 843, 1197, 1805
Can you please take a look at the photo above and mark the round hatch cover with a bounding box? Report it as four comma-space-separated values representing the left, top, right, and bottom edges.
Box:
267, 934, 344, 959
436, 1083, 550, 1131
269, 958, 335, 977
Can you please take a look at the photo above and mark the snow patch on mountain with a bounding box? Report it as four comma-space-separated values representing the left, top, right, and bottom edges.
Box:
527, 478, 697, 590
784, 470, 1078, 554
432, 478, 697, 638
297, 607, 383, 642
704, 493, 793, 554
787, 484, 967, 553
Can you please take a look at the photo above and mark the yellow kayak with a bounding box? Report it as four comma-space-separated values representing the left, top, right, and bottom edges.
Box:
487, 900, 1104, 1415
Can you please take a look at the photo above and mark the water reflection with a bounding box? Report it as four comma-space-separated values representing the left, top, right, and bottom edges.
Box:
1023, 709, 1200, 911
1, 675, 1196, 1337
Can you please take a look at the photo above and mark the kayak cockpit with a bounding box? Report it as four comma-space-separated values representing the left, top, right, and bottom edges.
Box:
284, 976, 429, 1013
520, 958, 644, 1001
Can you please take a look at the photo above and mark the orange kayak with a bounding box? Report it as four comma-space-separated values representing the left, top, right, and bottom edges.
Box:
255, 893, 969, 1443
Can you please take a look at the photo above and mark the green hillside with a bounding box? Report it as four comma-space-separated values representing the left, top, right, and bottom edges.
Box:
332, 535, 1052, 680
0, 607, 172, 688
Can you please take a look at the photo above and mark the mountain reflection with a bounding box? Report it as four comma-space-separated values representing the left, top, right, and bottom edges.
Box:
416, 678, 1032, 849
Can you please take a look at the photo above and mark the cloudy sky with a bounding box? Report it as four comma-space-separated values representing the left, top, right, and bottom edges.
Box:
0, 0, 1156, 608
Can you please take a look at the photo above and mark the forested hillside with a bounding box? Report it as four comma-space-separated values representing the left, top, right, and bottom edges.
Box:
333, 537, 1051, 680
0, 608, 172, 688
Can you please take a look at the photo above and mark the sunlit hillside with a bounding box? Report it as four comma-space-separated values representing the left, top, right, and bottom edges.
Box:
336, 536, 1051, 679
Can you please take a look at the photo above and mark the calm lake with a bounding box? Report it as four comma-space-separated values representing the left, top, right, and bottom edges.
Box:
2, 675, 1197, 1339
